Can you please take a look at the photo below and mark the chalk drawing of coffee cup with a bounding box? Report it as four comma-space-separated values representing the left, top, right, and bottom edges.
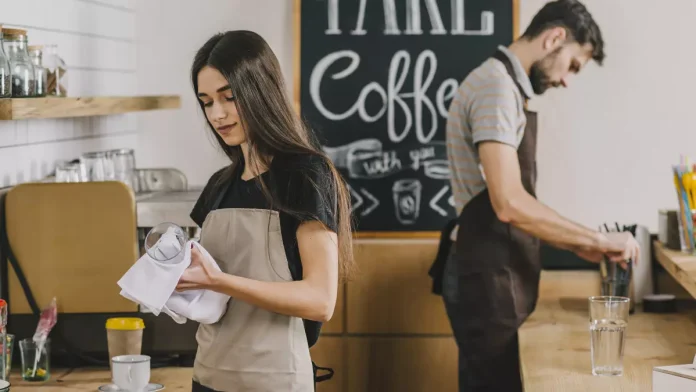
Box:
423, 160, 450, 179
393, 179, 422, 224
323, 139, 386, 179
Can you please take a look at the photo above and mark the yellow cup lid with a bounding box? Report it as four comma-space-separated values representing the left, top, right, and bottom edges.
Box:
106, 317, 145, 330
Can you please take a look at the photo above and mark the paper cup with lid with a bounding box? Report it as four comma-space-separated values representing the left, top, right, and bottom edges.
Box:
105, 318, 145, 372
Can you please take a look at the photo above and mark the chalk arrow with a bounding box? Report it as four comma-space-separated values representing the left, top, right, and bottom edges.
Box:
348, 184, 363, 212
430, 185, 450, 217
360, 188, 380, 217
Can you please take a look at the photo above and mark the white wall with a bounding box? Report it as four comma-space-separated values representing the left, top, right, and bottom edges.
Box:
134, 0, 295, 187
521, 0, 695, 232
135, 0, 687, 233
0, 0, 137, 187
0, 0, 138, 188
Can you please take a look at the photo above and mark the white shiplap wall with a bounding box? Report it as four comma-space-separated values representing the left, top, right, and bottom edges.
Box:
134, 0, 296, 188
0, 0, 137, 188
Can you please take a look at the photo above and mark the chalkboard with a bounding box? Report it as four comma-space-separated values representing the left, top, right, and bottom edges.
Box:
296, 0, 517, 235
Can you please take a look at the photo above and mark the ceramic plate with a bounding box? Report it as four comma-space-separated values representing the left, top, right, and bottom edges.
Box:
98, 383, 164, 392
0, 379, 9, 392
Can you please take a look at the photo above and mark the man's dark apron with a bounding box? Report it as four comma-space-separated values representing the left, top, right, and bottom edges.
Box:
444, 49, 540, 392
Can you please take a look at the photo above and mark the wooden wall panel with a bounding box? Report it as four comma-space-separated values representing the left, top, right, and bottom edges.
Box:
311, 337, 345, 392
346, 337, 457, 392
346, 241, 451, 334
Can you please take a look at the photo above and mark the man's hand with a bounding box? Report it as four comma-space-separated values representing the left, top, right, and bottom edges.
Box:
573, 249, 604, 263
599, 232, 641, 264
573, 232, 640, 269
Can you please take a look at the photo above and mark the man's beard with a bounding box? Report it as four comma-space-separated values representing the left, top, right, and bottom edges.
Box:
529, 49, 562, 95
529, 62, 552, 95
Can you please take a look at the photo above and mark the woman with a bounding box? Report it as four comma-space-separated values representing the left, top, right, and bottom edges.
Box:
176, 30, 353, 392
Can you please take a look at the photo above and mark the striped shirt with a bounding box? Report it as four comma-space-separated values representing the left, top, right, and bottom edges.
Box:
446, 45, 535, 215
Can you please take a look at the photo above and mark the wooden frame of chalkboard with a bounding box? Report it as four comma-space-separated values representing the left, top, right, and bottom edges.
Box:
294, 0, 520, 238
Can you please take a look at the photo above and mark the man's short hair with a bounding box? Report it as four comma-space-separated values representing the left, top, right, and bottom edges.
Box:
522, 0, 605, 65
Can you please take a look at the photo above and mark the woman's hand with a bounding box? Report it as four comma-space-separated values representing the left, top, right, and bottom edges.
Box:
176, 245, 220, 291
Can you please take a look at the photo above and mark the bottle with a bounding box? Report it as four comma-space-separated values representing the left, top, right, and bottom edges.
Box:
43, 45, 67, 97
28, 46, 47, 97
0, 27, 11, 97
2, 28, 36, 98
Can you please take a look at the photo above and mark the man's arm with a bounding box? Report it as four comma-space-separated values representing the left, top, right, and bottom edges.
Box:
460, 74, 599, 252
479, 141, 602, 253
459, 74, 639, 263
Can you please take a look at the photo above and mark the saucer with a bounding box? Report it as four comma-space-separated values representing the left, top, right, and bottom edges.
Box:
98, 383, 164, 391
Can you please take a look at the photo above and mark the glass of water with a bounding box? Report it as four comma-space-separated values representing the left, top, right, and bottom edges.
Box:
589, 296, 630, 376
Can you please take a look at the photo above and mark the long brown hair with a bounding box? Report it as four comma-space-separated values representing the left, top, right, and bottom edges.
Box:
191, 30, 354, 280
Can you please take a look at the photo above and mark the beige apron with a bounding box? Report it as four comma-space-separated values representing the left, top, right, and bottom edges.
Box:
192, 208, 314, 391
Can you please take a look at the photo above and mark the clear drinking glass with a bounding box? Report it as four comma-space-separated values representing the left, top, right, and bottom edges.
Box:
108, 149, 137, 190
19, 338, 50, 381
589, 296, 630, 376
55, 162, 83, 183
144, 222, 189, 263
80, 151, 113, 181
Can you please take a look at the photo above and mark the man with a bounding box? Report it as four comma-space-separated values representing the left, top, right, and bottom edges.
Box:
443, 0, 641, 391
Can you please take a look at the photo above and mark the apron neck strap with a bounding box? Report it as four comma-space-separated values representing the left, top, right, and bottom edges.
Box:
212, 182, 230, 210
492, 49, 531, 105
212, 169, 235, 210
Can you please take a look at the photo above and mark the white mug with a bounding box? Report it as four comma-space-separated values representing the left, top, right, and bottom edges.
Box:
112, 354, 150, 391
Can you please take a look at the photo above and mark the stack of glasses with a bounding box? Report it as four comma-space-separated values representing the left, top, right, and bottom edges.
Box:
54, 149, 138, 192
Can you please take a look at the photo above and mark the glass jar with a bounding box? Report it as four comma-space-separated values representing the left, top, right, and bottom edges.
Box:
2, 28, 36, 97
28, 46, 46, 97
0, 28, 11, 97
43, 45, 67, 97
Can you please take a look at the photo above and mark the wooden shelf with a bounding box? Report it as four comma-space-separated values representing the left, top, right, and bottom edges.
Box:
0, 95, 180, 120
654, 240, 696, 299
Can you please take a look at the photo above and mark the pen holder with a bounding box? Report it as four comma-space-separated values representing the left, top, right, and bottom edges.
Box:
599, 259, 631, 297
599, 258, 634, 313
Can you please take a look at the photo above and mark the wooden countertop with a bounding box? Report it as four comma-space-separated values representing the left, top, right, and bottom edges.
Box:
7, 367, 193, 391
654, 240, 696, 298
520, 270, 696, 391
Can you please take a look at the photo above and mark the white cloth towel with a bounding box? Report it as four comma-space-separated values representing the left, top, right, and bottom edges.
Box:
117, 228, 230, 324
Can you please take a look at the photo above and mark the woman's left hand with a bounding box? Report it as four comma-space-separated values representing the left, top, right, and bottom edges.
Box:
176, 245, 220, 291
